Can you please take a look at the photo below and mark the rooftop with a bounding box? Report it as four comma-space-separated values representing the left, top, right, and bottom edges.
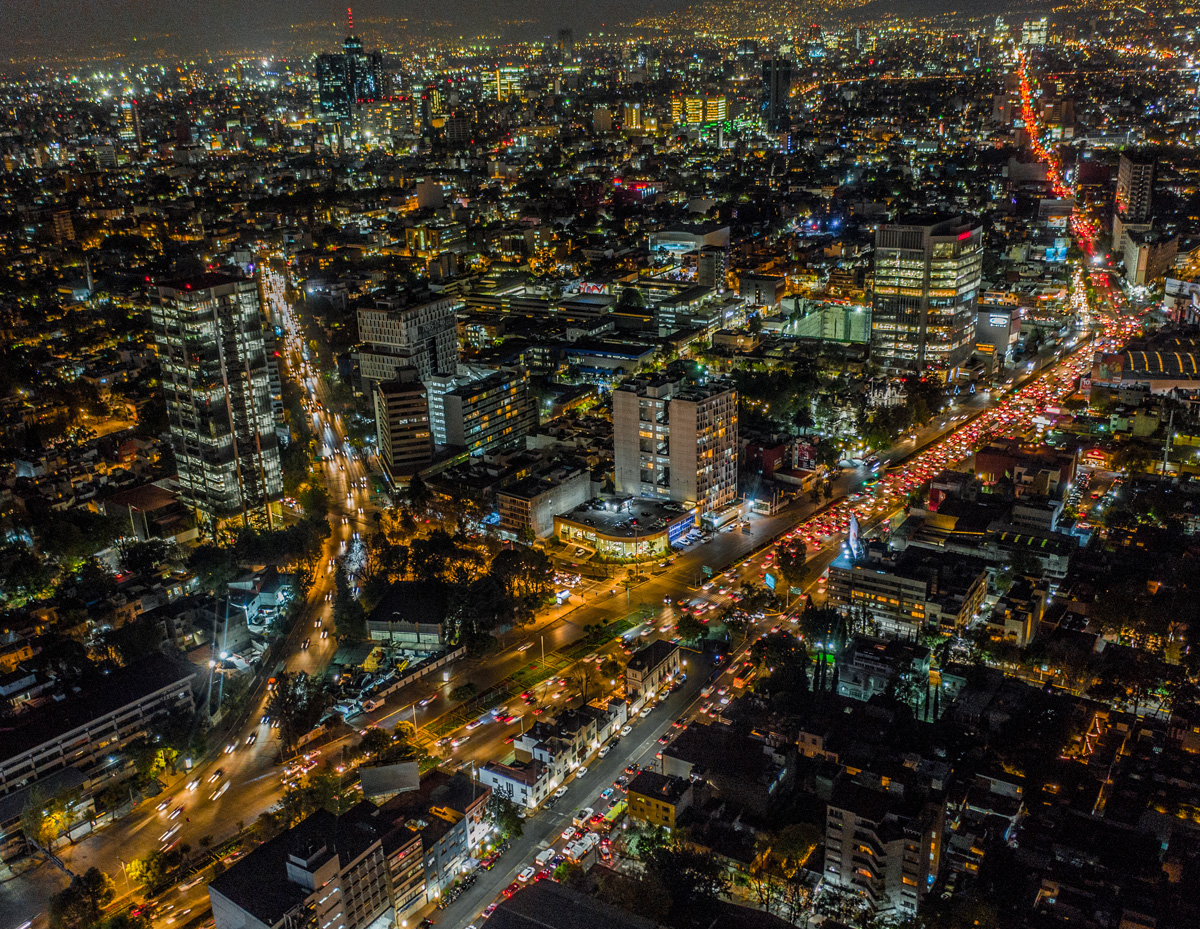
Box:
556, 497, 692, 539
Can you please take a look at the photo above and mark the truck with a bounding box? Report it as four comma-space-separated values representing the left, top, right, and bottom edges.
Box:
567, 832, 600, 867
572, 807, 595, 828
535, 848, 556, 867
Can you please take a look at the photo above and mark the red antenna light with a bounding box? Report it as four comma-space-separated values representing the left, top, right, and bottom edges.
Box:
347, 7, 353, 31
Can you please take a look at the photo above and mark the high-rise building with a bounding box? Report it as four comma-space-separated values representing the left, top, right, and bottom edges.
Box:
671, 95, 727, 127
697, 246, 728, 291
375, 371, 433, 481
1115, 153, 1155, 223
870, 215, 983, 373
117, 97, 141, 147
1113, 153, 1155, 249
1020, 17, 1049, 46
762, 58, 793, 132
153, 274, 283, 524
622, 102, 643, 131
355, 296, 460, 394
613, 374, 738, 515
316, 26, 385, 122
495, 66, 524, 101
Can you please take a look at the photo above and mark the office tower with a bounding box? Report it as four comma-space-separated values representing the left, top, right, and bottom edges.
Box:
355, 296, 460, 394
1021, 17, 1049, 46
316, 18, 385, 122
375, 371, 433, 481
703, 96, 727, 123
152, 274, 283, 524
870, 214, 983, 373
117, 97, 141, 147
622, 102, 643, 131
495, 67, 524, 102
824, 778, 944, 920
762, 58, 793, 131
613, 375, 738, 515
442, 368, 537, 455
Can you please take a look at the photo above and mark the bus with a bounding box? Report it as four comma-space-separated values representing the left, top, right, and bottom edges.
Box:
603, 800, 627, 827
733, 660, 757, 690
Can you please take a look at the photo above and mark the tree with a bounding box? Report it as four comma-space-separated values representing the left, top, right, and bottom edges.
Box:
406, 473, 431, 513
358, 726, 393, 761
488, 789, 525, 840
266, 672, 334, 756
48, 868, 115, 929
126, 851, 169, 887
332, 564, 367, 642
21, 785, 77, 853
676, 612, 707, 645
774, 539, 808, 599
640, 835, 730, 926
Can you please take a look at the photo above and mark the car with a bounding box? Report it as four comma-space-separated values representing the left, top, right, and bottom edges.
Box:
207, 769, 223, 783
210, 782, 229, 801
554, 786, 568, 799
598, 745, 611, 758
302, 638, 310, 650
483, 904, 498, 918
186, 777, 200, 791
625, 764, 639, 775
245, 732, 257, 746
224, 741, 237, 754
451, 735, 470, 749
536, 867, 553, 882
169, 805, 183, 820
573, 547, 586, 556
562, 826, 575, 839
503, 882, 521, 898
518, 866, 536, 882
321, 629, 329, 639
620, 724, 633, 736
575, 766, 588, 777
601, 788, 614, 800
640, 706, 653, 718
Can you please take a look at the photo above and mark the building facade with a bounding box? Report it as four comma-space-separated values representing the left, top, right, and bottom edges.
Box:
613, 374, 738, 515
870, 215, 983, 374
316, 32, 385, 122
375, 373, 433, 481
355, 296, 460, 393
824, 779, 944, 920
152, 274, 283, 523
442, 368, 537, 455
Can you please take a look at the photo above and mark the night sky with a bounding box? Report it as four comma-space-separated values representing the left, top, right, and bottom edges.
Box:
4, 0, 1032, 59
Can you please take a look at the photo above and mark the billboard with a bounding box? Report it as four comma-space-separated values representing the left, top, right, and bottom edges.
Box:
359, 761, 420, 799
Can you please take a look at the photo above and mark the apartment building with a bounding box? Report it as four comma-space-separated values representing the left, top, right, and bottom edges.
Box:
0, 658, 197, 800
613, 374, 738, 516
442, 368, 537, 456
209, 801, 425, 929
626, 771, 693, 831
824, 778, 945, 920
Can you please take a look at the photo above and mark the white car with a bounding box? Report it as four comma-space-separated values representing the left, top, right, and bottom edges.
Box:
620, 725, 633, 736
518, 866, 536, 882
598, 746, 611, 758
186, 778, 200, 791
554, 786, 568, 799
561, 826, 575, 840
575, 766, 588, 778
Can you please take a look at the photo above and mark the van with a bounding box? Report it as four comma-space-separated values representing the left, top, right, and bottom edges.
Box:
535, 848, 556, 867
